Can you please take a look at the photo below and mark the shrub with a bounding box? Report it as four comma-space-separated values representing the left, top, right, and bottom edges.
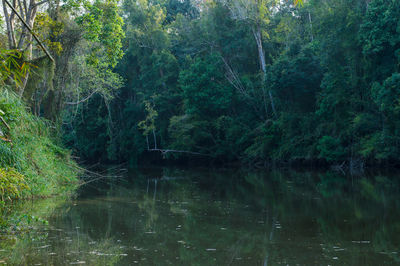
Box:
0, 168, 30, 202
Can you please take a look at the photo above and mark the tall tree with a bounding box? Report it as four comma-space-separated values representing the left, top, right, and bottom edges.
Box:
221, 0, 277, 117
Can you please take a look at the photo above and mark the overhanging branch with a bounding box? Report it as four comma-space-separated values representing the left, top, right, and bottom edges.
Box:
148, 148, 211, 157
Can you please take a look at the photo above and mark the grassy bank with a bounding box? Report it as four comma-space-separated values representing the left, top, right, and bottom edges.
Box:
0, 88, 79, 203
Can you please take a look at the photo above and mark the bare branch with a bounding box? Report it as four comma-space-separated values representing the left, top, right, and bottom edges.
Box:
23, 0, 27, 15
0, 116, 11, 131
148, 149, 211, 157
17, 0, 25, 20
220, 55, 249, 97
33, 0, 49, 7
65, 89, 101, 105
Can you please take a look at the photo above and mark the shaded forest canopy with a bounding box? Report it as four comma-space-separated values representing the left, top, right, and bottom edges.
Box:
1, 0, 400, 168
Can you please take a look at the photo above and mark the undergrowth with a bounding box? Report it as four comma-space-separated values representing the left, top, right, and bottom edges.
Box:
0, 88, 80, 202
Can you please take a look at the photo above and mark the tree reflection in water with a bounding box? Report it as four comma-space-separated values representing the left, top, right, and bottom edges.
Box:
1, 167, 400, 265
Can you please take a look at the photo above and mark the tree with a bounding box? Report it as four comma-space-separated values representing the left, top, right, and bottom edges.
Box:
138, 100, 159, 149
221, 0, 278, 117
1, 0, 125, 118
179, 53, 234, 117
1, 0, 48, 55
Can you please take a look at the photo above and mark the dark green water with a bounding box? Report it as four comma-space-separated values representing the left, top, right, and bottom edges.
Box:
2, 168, 400, 265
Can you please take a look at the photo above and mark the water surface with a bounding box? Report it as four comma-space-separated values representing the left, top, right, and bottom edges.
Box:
2, 168, 400, 265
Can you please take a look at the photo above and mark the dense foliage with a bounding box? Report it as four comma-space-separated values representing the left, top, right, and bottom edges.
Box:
0, 0, 124, 200
61, 0, 400, 168
2, 0, 400, 169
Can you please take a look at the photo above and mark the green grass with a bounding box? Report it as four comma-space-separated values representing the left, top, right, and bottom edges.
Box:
0, 88, 80, 201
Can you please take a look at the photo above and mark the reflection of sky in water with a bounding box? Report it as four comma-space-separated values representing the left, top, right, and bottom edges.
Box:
2, 168, 400, 265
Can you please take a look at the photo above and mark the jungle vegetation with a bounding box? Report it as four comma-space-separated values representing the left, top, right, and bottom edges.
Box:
0, 0, 127, 202
66, 0, 400, 169
1, 0, 400, 179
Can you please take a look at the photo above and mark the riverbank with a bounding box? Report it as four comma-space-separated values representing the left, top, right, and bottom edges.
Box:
0, 89, 79, 207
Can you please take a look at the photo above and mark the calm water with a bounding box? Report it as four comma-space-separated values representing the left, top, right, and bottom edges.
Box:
2, 168, 400, 265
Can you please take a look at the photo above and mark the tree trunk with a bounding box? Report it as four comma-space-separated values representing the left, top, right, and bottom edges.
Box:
152, 129, 157, 149
3, 0, 53, 96
253, 25, 277, 117
159, 68, 167, 90
2, 0, 17, 48
308, 11, 314, 42
18, 1, 38, 58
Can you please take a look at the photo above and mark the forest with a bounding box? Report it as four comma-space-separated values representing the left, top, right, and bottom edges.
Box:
1, 0, 400, 263
64, 0, 400, 170
1, 0, 400, 180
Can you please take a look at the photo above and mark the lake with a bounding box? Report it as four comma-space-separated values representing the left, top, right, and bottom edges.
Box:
1, 167, 400, 265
